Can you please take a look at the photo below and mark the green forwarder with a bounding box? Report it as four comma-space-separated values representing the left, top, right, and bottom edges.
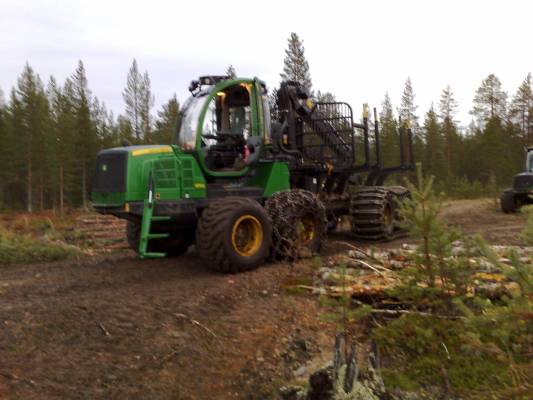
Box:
92, 76, 414, 272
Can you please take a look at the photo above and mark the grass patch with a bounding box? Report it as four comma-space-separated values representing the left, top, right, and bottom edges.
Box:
0, 227, 80, 265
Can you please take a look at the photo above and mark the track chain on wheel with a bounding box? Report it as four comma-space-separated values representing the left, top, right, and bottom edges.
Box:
349, 186, 410, 241
265, 189, 327, 261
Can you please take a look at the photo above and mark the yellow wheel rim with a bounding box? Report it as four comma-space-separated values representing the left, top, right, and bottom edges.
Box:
231, 215, 263, 257
296, 215, 315, 245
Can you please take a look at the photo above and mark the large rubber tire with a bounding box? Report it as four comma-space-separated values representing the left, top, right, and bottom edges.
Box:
500, 189, 518, 213
265, 189, 327, 261
350, 186, 409, 240
196, 197, 272, 273
126, 220, 193, 257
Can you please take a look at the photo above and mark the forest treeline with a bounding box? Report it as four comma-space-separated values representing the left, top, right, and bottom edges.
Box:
0, 32, 531, 213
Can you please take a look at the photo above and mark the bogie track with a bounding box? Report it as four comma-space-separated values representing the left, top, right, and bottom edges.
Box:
349, 186, 410, 241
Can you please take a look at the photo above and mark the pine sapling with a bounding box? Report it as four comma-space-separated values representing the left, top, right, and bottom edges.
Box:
520, 205, 533, 246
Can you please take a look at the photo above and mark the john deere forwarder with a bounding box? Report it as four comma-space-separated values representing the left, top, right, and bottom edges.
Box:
92, 76, 414, 272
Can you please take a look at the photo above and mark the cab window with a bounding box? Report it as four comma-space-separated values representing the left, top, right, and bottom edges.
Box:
201, 84, 253, 171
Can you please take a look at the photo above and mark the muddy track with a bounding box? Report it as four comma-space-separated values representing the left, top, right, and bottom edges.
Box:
0, 199, 528, 399
0, 252, 331, 400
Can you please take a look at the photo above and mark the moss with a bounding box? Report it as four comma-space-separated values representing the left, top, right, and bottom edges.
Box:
381, 369, 420, 392
373, 314, 514, 394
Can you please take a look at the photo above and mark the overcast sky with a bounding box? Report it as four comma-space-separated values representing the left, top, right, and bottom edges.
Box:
1, 0, 531, 126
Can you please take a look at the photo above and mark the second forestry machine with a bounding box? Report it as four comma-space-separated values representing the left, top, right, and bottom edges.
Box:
92, 76, 414, 272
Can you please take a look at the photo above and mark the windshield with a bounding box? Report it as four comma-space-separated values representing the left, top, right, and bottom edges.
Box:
176, 93, 209, 151
527, 151, 533, 172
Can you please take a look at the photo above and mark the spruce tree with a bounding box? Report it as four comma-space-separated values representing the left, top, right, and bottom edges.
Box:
509, 73, 532, 146
123, 59, 142, 140
280, 32, 313, 95
471, 74, 507, 123
154, 94, 180, 144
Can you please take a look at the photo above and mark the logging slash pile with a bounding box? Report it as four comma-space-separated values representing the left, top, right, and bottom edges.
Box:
282, 169, 533, 400
306, 241, 532, 303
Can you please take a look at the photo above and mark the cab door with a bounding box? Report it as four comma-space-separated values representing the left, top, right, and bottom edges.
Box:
197, 80, 263, 178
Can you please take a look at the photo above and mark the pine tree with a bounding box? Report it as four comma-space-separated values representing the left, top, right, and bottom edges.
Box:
71, 60, 95, 209
481, 117, 517, 185
5, 88, 25, 208
280, 32, 313, 95
92, 98, 118, 149
471, 74, 507, 123
316, 91, 336, 103
14, 63, 51, 212
16, 65, 35, 212
33, 77, 52, 211
139, 71, 154, 143
398, 77, 423, 164
268, 87, 279, 114
0, 86, 6, 205
509, 73, 532, 146
154, 94, 180, 144
423, 105, 446, 181
438, 85, 458, 122
379, 92, 400, 168
48, 76, 75, 216
225, 64, 236, 79
123, 59, 142, 140
438, 86, 460, 180
398, 77, 419, 128
117, 115, 134, 143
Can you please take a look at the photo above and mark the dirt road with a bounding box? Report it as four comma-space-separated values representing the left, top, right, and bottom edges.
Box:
0, 199, 528, 399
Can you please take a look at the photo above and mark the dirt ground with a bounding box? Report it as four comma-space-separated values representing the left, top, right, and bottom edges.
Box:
0, 199, 529, 400
439, 198, 528, 245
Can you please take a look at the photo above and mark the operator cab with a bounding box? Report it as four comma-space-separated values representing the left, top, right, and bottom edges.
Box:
176, 76, 265, 175
201, 84, 251, 170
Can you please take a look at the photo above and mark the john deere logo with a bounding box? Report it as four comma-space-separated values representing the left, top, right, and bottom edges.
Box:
102, 164, 107, 172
